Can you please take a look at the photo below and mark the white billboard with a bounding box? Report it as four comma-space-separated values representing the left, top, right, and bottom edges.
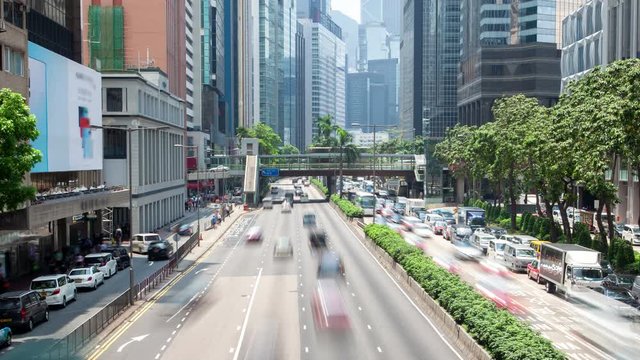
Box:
28, 42, 103, 173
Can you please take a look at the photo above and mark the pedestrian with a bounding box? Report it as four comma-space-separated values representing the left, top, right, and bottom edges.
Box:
211, 214, 218, 229
115, 226, 123, 245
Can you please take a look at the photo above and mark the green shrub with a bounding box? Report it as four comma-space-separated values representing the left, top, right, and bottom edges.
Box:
499, 218, 511, 230
310, 178, 329, 196
612, 239, 635, 270
363, 224, 565, 360
499, 209, 509, 220
330, 194, 364, 218
573, 223, 592, 248
521, 212, 530, 231
516, 215, 523, 230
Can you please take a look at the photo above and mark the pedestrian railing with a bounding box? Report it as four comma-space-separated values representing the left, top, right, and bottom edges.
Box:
41, 231, 201, 359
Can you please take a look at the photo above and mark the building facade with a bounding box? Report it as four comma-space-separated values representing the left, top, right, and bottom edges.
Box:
294, 21, 307, 151
561, 0, 640, 224
346, 72, 386, 130
368, 58, 399, 128
330, 10, 359, 72
1, 0, 29, 97
400, 0, 460, 139
457, 0, 583, 126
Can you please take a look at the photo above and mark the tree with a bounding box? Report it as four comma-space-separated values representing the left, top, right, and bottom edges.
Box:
312, 115, 336, 147
0, 89, 42, 211
278, 144, 300, 155
235, 122, 282, 155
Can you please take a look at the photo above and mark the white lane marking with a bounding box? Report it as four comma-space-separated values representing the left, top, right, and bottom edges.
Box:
155, 354, 160, 359
176, 324, 181, 329
302, 307, 306, 312
148, 262, 154, 266
377, 347, 382, 353
305, 347, 309, 353
331, 206, 465, 360
171, 330, 176, 336
229, 348, 235, 353
232, 268, 264, 360
116, 334, 149, 352
303, 325, 307, 330
367, 324, 372, 330
181, 317, 186, 322
166, 337, 172, 343
195, 267, 209, 275
185, 311, 190, 316
166, 293, 199, 323
358, 306, 362, 311
161, 345, 166, 351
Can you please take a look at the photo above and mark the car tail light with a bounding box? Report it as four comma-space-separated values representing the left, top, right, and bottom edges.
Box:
51, 288, 60, 295
20, 307, 27, 320
100, 261, 106, 266
87, 276, 92, 281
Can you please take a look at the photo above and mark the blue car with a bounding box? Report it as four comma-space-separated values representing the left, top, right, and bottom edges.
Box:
0, 327, 11, 347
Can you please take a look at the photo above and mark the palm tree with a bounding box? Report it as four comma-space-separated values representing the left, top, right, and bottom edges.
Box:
313, 115, 336, 147
335, 127, 359, 196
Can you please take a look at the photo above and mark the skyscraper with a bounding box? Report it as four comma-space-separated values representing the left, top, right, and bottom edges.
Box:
368, 58, 398, 127
458, 0, 582, 126
330, 9, 359, 72
400, 0, 460, 138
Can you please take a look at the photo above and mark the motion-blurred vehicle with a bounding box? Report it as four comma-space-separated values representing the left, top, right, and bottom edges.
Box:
424, 213, 444, 226
592, 286, 640, 310
400, 216, 422, 231
454, 225, 473, 242
0, 327, 11, 347
374, 215, 387, 225
487, 227, 507, 238
502, 244, 536, 272
84, 253, 118, 278
105, 246, 131, 270
281, 200, 292, 213
311, 279, 350, 330
270, 186, 279, 195
443, 224, 457, 241
300, 193, 309, 202
303, 213, 317, 228
30, 275, 77, 308
530, 240, 550, 258
432, 256, 460, 274
431, 209, 456, 224
469, 232, 496, 254
601, 274, 635, 290
178, 224, 193, 236
273, 237, 293, 258
431, 221, 447, 235
246, 226, 263, 242
479, 259, 511, 277
295, 188, 304, 196
131, 233, 162, 254
412, 223, 434, 238
510, 235, 537, 246
527, 259, 545, 284
318, 252, 345, 278
309, 229, 327, 249
476, 277, 523, 313
68, 266, 105, 290
487, 238, 507, 261
452, 236, 483, 261
0, 290, 49, 332
632, 276, 640, 300
147, 240, 175, 260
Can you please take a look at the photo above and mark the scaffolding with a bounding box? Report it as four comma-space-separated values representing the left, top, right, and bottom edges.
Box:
89, 5, 124, 71
102, 207, 113, 239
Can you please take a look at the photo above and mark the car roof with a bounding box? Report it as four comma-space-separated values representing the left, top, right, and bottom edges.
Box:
32, 275, 65, 281
515, 235, 537, 240
133, 233, 160, 236
0, 290, 34, 298
508, 243, 534, 249
85, 252, 111, 257
69, 267, 96, 271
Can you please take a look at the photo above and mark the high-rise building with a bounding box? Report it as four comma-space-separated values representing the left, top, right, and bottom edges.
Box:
458, 0, 583, 126
224, 0, 238, 138
1, 0, 28, 97
237, 0, 257, 128
368, 58, 398, 127
382, 0, 402, 36
561, 0, 640, 225
330, 10, 359, 72
400, 0, 460, 139
361, 0, 383, 24
256, 0, 297, 145
294, 21, 307, 151
346, 72, 385, 129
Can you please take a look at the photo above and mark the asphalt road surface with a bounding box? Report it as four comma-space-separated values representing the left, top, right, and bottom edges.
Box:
84, 180, 464, 360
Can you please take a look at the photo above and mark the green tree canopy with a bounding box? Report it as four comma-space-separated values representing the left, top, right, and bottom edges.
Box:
235, 122, 282, 155
0, 89, 42, 211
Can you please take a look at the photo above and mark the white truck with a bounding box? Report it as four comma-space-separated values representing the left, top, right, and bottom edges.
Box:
539, 243, 603, 295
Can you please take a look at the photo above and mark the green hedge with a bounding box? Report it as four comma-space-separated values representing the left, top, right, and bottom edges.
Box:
364, 224, 566, 360
331, 194, 364, 218
310, 178, 329, 196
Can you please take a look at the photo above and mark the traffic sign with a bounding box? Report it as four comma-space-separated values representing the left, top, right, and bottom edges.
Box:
261, 168, 280, 177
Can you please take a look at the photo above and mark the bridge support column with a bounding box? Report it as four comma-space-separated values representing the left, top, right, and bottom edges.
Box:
326, 176, 335, 197
456, 177, 465, 204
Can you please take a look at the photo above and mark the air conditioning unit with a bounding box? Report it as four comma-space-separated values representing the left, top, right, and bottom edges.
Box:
0, 19, 7, 33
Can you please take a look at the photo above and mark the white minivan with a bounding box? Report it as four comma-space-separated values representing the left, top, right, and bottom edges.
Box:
131, 233, 162, 254
84, 253, 118, 278
503, 243, 536, 272
30, 274, 77, 307
487, 238, 508, 261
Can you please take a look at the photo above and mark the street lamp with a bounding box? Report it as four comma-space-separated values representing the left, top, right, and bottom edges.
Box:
174, 144, 201, 242
91, 124, 169, 305
351, 123, 395, 194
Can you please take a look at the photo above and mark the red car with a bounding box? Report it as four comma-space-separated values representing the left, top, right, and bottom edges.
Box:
432, 221, 447, 235
311, 279, 350, 330
527, 259, 544, 284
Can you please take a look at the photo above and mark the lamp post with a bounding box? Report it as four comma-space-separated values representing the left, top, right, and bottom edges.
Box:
174, 144, 201, 241
91, 124, 169, 305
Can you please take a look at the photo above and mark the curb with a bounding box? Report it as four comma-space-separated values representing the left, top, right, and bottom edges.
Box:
328, 202, 492, 360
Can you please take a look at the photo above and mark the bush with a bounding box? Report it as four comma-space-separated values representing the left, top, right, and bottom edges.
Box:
573, 223, 592, 248
310, 178, 328, 196
363, 224, 565, 360
516, 215, 523, 230
330, 194, 364, 218
521, 212, 530, 232
611, 239, 635, 270
499, 218, 511, 230
499, 209, 509, 220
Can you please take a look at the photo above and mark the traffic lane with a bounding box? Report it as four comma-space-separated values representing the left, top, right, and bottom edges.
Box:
418, 233, 625, 360
89, 213, 258, 360
313, 204, 463, 360
162, 208, 299, 359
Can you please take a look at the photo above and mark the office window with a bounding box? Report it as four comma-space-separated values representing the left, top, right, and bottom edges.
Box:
103, 128, 127, 159
106, 88, 124, 112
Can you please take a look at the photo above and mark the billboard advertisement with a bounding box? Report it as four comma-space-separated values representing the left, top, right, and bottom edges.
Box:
28, 42, 103, 173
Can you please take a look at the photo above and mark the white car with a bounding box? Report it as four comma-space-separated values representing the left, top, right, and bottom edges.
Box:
412, 223, 434, 238
622, 224, 640, 245
273, 237, 294, 258
68, 266, 105, 290
30, 274, 77, 307
84, 253, 118, 278
281, 201, 292, 213
131, 233, 162, 254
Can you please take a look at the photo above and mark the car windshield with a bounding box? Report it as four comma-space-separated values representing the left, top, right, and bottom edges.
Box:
495, 243, 506, 251
517, 249, 535, 257
457, 228, 472, 235
32, 280, 58, 289
85, 257, 105, 264
69, 269, 89, 276
633, 228, 640, 234
0, 298, 21, 309
607, 289, 633, 301
435, 221, 447, 227
440, 211, 454, 218
573, 268, 603, 281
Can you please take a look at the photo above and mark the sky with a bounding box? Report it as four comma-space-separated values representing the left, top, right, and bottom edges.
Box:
332, 0, 361, 23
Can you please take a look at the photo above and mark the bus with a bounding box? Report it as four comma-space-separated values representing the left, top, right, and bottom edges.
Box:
353, 191, 376, 216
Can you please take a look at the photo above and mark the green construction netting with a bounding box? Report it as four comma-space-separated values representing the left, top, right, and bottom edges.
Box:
89, 6, 124, 70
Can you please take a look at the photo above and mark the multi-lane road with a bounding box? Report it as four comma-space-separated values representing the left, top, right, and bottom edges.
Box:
1, 208, 214, 359
84, 180, 464, 360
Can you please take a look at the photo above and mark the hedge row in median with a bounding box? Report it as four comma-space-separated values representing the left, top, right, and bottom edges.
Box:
364, 224, 566, 360
310, 178, 329, 196
330, 194, 364, 218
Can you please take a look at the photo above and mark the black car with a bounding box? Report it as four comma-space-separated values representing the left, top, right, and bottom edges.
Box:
105, 246, 131, 270
0, 290, 49, 332
601, 274, 635, 290
147, 240, 175, 260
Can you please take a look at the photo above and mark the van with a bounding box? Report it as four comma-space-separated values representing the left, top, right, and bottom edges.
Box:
425, 213, 444, 226
529, 240, 550, 258
511, 235, 537, 246
131, 233, 161, 254
263, 196, 273, 209
30, 275, 77, 307
0, 290, 49, 331
84, 253, 118, 278
487, 238, 508, 261
503, 244, 536, 272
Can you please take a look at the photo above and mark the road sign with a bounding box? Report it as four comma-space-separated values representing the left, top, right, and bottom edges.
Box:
261, 168, 280, 177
